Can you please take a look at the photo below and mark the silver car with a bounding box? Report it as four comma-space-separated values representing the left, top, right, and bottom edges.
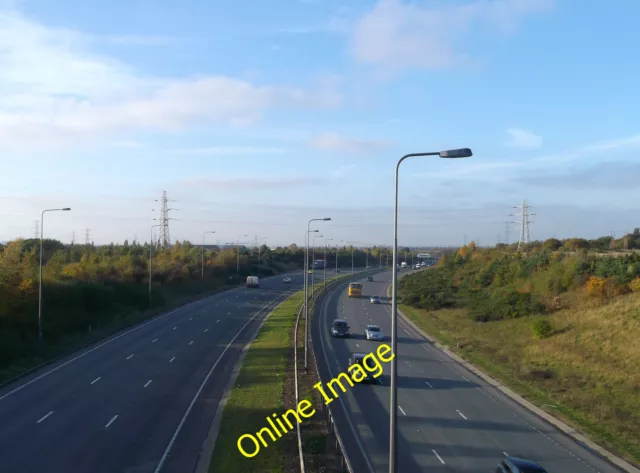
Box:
365, 325, 384, 341
370, 295, 381, 304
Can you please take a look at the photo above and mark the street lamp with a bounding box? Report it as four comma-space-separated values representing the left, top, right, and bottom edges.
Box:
237, 234, 248, 275
38, 207, 71, 342
343, 240, 356, 274
202, 231, 216, 280
305, 217, 331, 373
389, 148, 472, 473
324, 238, 333, 287
311, 234, 323, 299
149, 224, 163, 308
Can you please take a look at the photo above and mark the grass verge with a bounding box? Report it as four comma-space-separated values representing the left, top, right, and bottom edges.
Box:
208, 273, 355, 473
399, 290, 640, 465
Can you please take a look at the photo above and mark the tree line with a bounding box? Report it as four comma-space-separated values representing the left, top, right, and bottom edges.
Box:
0, 238, 375, 379
399, 236, 640, 328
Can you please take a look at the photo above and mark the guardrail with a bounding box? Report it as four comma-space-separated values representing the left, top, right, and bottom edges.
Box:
293, 269, 375, 473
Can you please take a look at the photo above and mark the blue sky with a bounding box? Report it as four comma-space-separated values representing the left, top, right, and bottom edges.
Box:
1, 0, 639, 247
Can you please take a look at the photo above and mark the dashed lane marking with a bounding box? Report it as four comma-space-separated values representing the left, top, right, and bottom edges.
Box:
144, 380, 152, 388
105, 415, 119, 429
90, 377, 101, 385
456, 410, 467, 420
37, 411, 54, 423
126, 354, 134, 360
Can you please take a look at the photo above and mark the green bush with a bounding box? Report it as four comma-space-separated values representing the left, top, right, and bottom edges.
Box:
531, 318, 553, 339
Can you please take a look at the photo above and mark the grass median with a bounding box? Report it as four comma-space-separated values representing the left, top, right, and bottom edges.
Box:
208, 274, 347, 473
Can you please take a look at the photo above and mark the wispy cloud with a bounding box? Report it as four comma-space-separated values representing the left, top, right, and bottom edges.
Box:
504, 128, 543, 149
331, 164, 359, 179
111, 140, 144, 149
350, 0, 553, 73
96, 35, 184, 46
165, 146, 288, 155
0, 8, 343, 154
519, 161, 640, 190
178, 176, 320, 190
309, 132, 391, 154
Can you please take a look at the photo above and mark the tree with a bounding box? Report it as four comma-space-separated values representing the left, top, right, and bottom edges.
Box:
542, 238, 562, 251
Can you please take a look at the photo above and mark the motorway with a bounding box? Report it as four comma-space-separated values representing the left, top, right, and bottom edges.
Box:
313, 270, 625, 473
0, 269, 340, 473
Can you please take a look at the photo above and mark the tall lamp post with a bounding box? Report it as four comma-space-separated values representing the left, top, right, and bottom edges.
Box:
202, 231, 215, 280
304, 217, 331, 373
38, 207, 71, 342
311, 234, 323, 299
324, 238, 333, 287
389, 148, 472, 473
149, 224, 163, 308
343, 240, 356, 274
237, 234, 247, 275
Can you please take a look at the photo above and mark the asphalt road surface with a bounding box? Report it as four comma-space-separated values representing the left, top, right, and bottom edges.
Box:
312, 270, 625, 473
0, 268, 355, 473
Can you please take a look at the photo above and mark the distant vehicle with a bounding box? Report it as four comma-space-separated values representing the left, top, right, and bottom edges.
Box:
246, 276, 259, 288
334, 268, 341, 273
365, 324, 383, 341
400, 262, 408, 268
330, 319, 350, 338
494, 456, 548, 473
370, 295, 381, 304
348, 353, 376, 383
348, 282, 362, 297
308, 269, 313, 274
367, 276, 374, 282
282, 276, 292, 283
313, 260, 326, 269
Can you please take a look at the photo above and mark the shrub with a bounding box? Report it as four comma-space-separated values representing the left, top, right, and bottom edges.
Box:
531, 318, 553, 339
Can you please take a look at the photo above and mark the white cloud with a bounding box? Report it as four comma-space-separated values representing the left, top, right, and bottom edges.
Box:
309, 132, 391, 153
0, 9, 343, 154
504, 128, 543, 149
351, 0, 553, 73
331, 164, 359, 179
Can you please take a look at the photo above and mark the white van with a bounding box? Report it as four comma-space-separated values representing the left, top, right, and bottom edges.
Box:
246, 276, 260, 288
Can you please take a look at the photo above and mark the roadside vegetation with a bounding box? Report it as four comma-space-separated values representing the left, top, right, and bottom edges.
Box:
0, 236, 373, 383
398, 235, 640, 463
210, 275, 349, 473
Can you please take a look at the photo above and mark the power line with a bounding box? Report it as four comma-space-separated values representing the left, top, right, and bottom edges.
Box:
85, 228, 91, 245
154, 190, 177, 248
33, 220, 39, 239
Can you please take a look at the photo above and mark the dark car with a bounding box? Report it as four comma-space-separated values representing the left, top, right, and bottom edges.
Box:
348, 353, 376, 383
495, 456, 548, 473
367, 276, 373, 281
330, 319, 350, 338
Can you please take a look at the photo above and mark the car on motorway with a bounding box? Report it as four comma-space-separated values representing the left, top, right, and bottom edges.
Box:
494, 456, 548, 473
308, 269, 313, 274
370, 295, 381, 304
334, 268, 340, 273
364, 324, 384, 341
282, 276, 292, 283
245, 276, 259, 288
367, 276, 373, 281
348, 353, 376, 383
330, 319, 350, 338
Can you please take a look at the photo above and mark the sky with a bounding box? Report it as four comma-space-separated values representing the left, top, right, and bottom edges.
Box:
1, 0, 639, 247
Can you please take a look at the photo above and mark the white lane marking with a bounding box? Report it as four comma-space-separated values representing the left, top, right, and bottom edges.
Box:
152, 338, 158, 343
461, 374, 469, 381
189, 317, 193, 320
356, 343, 360, 348
173, 326, 177, 330
215, 304, 219, 307
0, 291, 227, 401
144, 380, 152, 388
189, 341, 194, 345
503, 451, 509, 457
398, 406, 407, 416
169, 357, 175, 363
228, 312, 231, 315
37, 411, 54, 423
105, 415, 119, 428
126, 354, 134, 360
217, 320, 220, 323
90, 377, 101, 385
204, 328, 208, 333
425, 381, 433, 388
456, 410, 467, 420
405, 361, 412, 368
152, 288, 296, 473
432, 450, 446, 464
